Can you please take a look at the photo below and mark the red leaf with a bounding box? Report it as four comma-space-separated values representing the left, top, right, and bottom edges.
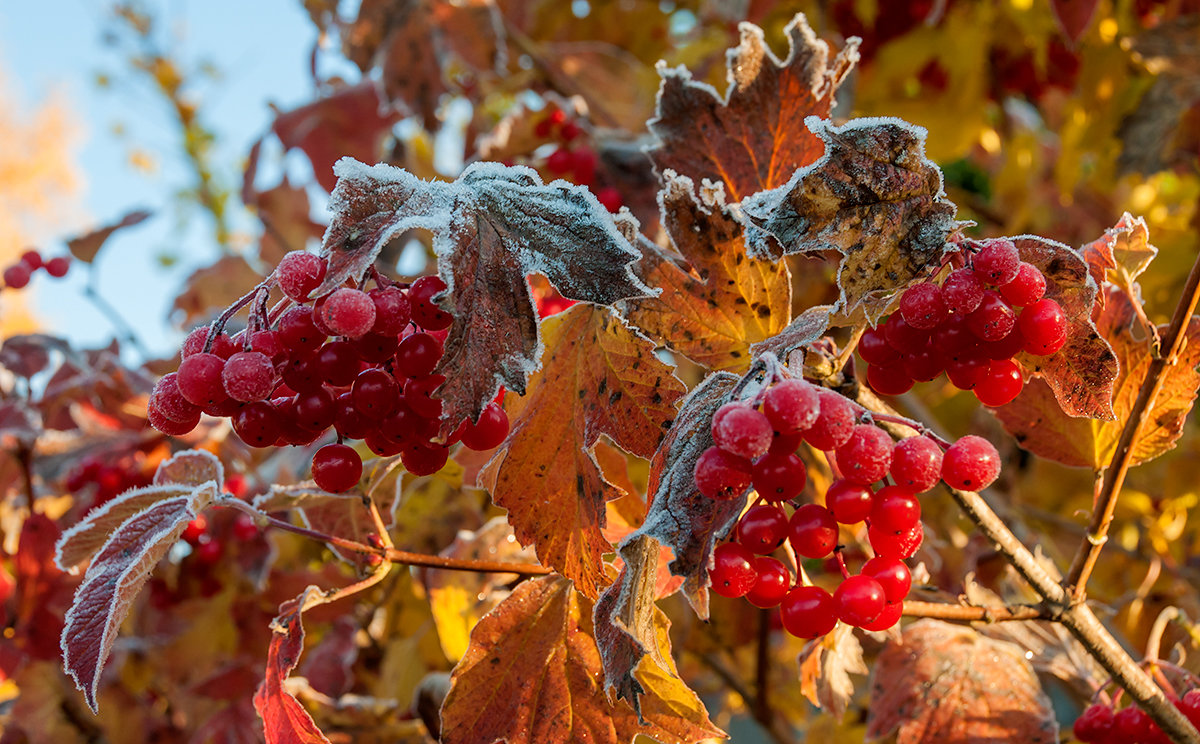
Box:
254, 588, 333, 744
648, 14, 858, 201
55, 483, 196, 571
66, 209, 152, 263
1051, 0, 1099, 43
60, 481, 218, 711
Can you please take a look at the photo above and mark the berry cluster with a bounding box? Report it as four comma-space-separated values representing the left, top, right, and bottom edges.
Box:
2, 249, 70, 290
860, 238, 1067, 407
64, 455, 152, 508
149, 251, 510, 493
1075, 691, 1200, 744
529, 107, 622, 213
694, 377, 1002, 639
179, 507, 261, 566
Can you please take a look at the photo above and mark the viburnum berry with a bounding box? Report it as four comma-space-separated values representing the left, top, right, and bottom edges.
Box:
3, 263, 32, 289
395, 332, 443, 378
899, 283, 946, 329
596, 187, 623, 213
148, 401, 200, 436
1177, 690, 1200, 728
282, 354, 323, 393
825, 480, 874, 524
858, 325, 899, 366
335, 394, 372, 440
316, 341, 361, 387
321, 287, 377, 338
177, 352, 229, 407
870, 486, 921, 534
941, 435, 1001, 491
400, 440, 450, 476
250, 330, 287, 364
862, 557, 912, 604
311, 443, 362, 492
835, 425, 894, 486
1073, 704, 1115, 743
181, 514, 208, 545
745, 556, 790, 608
368, 286, 411, 336
711, 402, 773, 460
294, 387, 337, 431
410, 275, 453, 330
1019, 298, 1068, 355
883, 313, 930, 354
902, 343, 944, 383
231, 514, 260, 542
984, 326, 1026, 360
966, 291, 1016, 342
352, 368, 400, 420
151, 373, 201, 423
890, 436, 943, 492
278, 306, 325, 353
834, 574, 886, 626
999, 262, 1046, 306
460, 402, 510, 451
735, 504, 789, 554
221, 351, 275, 402
546, 146, 572, 174
710, 542, 758, 598
859, 599, 904, 631
694, 446, 752, 500
1113, 706, 1156, 742
19, 249, 42, 270
403, 374, 445, 419
780, 585, 838, 638
232, 401, 281, 447
972, 239, 1021, 285
789, 504, 839, 559
866, 362, 915, 396
946, 354, 990, 391
805, 390, 857, 450
869, 522, 923, 559
942, 268, 985, 315
751, 452, 806, 502
975, 359, 1023, 407
277, 251, 327, 301
44, 255, 70, 278
762, 379, 820, 435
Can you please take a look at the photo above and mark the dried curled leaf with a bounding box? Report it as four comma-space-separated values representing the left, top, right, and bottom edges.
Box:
479, 304, 685, 598
1080, 213, 1159, 309
998, 286, 1200, 467
1010, 235, 1118, 420
799, 622, 868, 717
740, 116, 958, 317
440, 576, 719, 744
153, 448, 224, 488
622, 173, 791, 371
592, 534, 664, 709
648, 14, 858, 200
319, 159, 654, 435
253, 587, 333, 744
866, 620, 1058, 744
750, 304, 833, 362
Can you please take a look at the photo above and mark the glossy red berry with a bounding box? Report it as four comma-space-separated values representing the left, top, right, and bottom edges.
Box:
890, 436, 943, 492
751, 452, 806, 502
1073, 704, 1115, 743
232, 401, 282, 447
316, 341, 362, 387
884, 313, 930, 354
693, 446, 752, 500
410, 275, 453, 330
735, 504, 789, 554
866, 362, 915, 396
858, 325, 899, 365
869, 522, 923, 559
780, 586, 838, 638
834, 574, 886, 626
395, 332, 444, 378
278, 306, 325, 353
966, 291, 1016, 342
401, 440, 450, 476
859, 599, 904, 631
974, 359, 1023, 407
3, 263, 32, 289
1113, 706, 1156, 743
177, 352, 229, 407
1019, 298, 1068, 355
789, 504, 839, 559
999, 262, 1046, 306
870, 486, 921, 534
835, 425, 893, 486
368, 286, 412, 336
403, 374, 445, 419
710, 542, 758, 598
352, 368, 400, 420
44, 256, 70, 278
941, 435, 1001, 491
862, 557, 913, 603
312, 443, 362, 492
942, 268, 984, 315
972, 239, 1021, 285
460, 402, 510, 451
745, 556, 790, 608
825, 480, 874, 524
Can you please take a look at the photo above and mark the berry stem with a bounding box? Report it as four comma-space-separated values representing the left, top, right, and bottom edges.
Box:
831, 324, 865, 375
833, 549, 850, 580
1065, 238, 1200, 601
900, 600, 1045, 622
863, 411, 953, 450
204, 281, 271, 352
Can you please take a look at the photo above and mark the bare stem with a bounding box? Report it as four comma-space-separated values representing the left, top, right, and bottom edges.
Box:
902, 600, 1046, 622
81, 282, 149, 359
1065, 244, 1200, 600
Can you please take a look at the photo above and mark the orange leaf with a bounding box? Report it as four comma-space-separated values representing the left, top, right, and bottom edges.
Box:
624, 174, 791, 371
648, 14, 858, 201
253, 588, 333, 744
866, 620, 1058, 744
440, 576, 720, 744
798, 623, 868, 717
480, 305, 685, 598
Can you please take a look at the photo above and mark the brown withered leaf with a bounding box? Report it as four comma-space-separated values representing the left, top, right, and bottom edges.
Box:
998, 286, 1200, 468
798, 622, 869, 717
750, 303, 833, 362
1010, 236, 1117, 420
440, 576, 720, 744
1119, 17, 1200, 174
378, 0, 447, 132
866, 620, 1058, 744
623, 371, 742, 619
623, 174, 791, 371
319, 160, 654, 435
479, 305, 685, 599
66, 209, 152, 263
740, 116, 958, 317
252, 178, 326, 264
648, 14, 858, 200
592, 534, 663, 709
1080, 213, 1159, 310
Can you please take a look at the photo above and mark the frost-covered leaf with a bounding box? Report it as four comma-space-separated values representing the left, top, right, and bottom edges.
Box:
648, 14, 858, 200
254, 484, 376, 570
750, 304, 833, 362
799, 623, 868, 717
61, 481, 219, 712
253, 587, 333, 744
319, 159, 654, 434
55, 484, 194, 571
740, 116, 957, 317
622, 174, 791, 371
1080, 213, 1159, 309
66, 209, 152, 263
622, 371, 741, 618
998, 286, 1200, 467
592, 533, 664, 708
479, 304, 684, 598
153, 448, 224, 488
866, 620, 1058, 744
1009, 235, 1117, 420
440, 576, 719, 744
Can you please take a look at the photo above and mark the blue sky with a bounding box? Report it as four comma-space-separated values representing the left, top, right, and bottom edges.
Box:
1, 1, 319, 356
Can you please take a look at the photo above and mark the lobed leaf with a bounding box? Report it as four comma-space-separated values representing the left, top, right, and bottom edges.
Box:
253, 587, 333, 744
479, 304, 685, 598
318, 158, 654, 435
866, 620, 1058, 744
740, 116, 958, 318
1080, 212, 1159, 312
440, 575, 720, 744
798, 623, 869, 717
647, 13, 858, 201
1009, 235, 1118, 420
622, 173, 791, 371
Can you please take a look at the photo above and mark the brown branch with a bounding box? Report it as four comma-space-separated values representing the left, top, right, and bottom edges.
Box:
902, 600, 1046, 622
1065, 243, 1200, 600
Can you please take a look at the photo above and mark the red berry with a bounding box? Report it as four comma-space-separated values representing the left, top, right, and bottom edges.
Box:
942, 268, 984, 315
294, 387, 337, 431
395, 332, 443, 378
694, 446, 752, 500
972, 239, 1020, 285
974, 359, 1023, 407
277, 251, 327, 301
352, 368, 400, 420
884, 313, 930, 354
281, 354, 323, 392
596, 187, 623, 213
368, 286, 412, 336
826, 480, 874, 524
546, 146, 572, 174
221, 351, 275, 402
780, 585, 837, 638
316, 341, 362, 387
750, 452, 806, 502
984, 326, 1026, 360
859, 599, 904, 631
3, 263, 32, 289
44, 256, 70, 278
789, 504, 839, 559
403, 374, 445, 419
1113, 706, 1155, 743
834, 574, 886, 626
334, 393, 372, 440
710, 542, 757, 598
942, 435, 1001, 491
870, 486, 921, 534
858, 325, 899, 365
866, 362, 915, 396
899, 283, 946, 329
735, 504, 789, 554
278, 306, 326, 353
410, 275, 453, 331
862, 557, 912, 603
1073, 704, 1115, 743
966, 291, 1016, 342
148, 401, 200, 436
890, 436, 943, 492
762, 380, 820, 435
1177, 690, 1200, 728
805, 391, 857, 450
151, 373, 202, 423
312, 443, 362, 492
401, 440, 450, 476
901, 342, 944, 383
19, 249, 42, 270
181, 514, 208, 545
250, 330, 287, 364
321, 287, 377, 338
460, 402, 510, 451
232, 401, 282, 447
711, 403, 773, 460
835, 425, 893, 486
946, 354, 990, 391
570, 147, 597, 184
177, 352, 229, 407
745, 556, 790, 608
232, 514, 259, 542
1019, 299, 1068, 356
193, 537, 222, 565
999, 262, 1045, 306
869, 522, 923, 559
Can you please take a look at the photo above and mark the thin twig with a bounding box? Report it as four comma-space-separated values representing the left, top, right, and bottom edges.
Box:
1065, 244, 1200, 600
81, 282, 149, 359
902, 600, 1046, 622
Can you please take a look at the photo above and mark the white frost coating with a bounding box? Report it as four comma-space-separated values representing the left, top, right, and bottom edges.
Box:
54, 483, 191, 572
152, 447, 224, 487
